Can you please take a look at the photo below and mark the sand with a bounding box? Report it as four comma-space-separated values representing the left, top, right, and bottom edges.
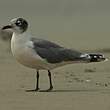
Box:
0, 0, 110, 109
0, 42, 109, 110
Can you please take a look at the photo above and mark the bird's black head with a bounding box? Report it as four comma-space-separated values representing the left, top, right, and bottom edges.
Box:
15, 18, 28, 32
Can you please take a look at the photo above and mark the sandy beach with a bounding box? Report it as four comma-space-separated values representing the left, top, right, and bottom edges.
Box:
0, 0, 110, 110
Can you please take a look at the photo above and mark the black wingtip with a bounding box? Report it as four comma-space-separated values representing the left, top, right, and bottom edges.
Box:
88, 53, 107, 62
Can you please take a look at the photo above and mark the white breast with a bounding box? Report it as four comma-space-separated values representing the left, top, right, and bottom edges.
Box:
11, 33, 51, 69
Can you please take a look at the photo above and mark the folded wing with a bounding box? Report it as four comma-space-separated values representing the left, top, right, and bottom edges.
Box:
31, 38, 83, 63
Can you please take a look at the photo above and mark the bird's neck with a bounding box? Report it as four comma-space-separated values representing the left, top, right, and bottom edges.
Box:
13, 31, 30, 40
11, 32, 31, 47
13, 32, 26, 37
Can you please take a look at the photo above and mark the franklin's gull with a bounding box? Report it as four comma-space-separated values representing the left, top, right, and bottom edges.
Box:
2, 18, 107, 91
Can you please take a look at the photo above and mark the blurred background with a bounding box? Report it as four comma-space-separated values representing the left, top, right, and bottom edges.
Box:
0, 1, 110, 110
0, 0, 110, 50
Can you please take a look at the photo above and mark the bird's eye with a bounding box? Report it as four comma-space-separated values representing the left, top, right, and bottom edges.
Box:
16, 20, 22, 26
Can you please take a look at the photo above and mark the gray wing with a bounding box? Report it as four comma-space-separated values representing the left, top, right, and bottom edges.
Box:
31, 38, 83, 63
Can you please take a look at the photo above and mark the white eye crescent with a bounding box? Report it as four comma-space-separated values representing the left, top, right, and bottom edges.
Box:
94, 56, 97, 58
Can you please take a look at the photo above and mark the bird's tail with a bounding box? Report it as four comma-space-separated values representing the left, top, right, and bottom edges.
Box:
80, 53, 108, 63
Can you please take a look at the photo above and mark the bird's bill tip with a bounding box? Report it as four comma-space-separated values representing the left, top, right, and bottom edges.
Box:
2, 25, 12, 30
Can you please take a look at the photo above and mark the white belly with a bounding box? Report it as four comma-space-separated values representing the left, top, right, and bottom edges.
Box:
14, 48, 47, 69
11, 33, 52, 70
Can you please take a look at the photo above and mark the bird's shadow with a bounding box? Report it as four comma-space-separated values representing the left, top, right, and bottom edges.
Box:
25, 89, 110, 93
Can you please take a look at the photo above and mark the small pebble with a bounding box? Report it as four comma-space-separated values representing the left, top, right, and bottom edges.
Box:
96, 82, 102, 86
104, 83, 108, 87
85, 79, 91, 82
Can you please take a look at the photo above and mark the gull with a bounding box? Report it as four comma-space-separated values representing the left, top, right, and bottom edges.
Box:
2, 18, 107, 92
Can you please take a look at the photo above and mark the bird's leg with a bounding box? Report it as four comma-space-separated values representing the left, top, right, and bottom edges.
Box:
35, 70, 40, 91
47, 70, 53, 91
26, 70, 40, 92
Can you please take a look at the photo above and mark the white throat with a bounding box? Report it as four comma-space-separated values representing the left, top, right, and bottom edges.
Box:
11, 32, 30, 56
